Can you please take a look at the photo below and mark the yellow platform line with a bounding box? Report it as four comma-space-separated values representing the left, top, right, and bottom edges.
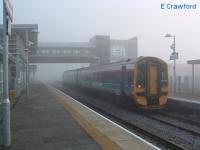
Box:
46, 85, 122, 150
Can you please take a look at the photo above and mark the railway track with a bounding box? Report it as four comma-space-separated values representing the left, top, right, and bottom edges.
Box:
160, 111, 200, 127
144, 112, 200, 137
84, 102, 187, 150
86, 102, 200, 149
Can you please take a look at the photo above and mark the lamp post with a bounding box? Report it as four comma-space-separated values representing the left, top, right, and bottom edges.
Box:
2, 0, 13, 146
24, 29, 38, 98
165, 33, 178, 94
24, 49, 30, 98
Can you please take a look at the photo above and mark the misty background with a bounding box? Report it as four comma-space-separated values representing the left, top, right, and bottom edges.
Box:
3, 0, 200, 81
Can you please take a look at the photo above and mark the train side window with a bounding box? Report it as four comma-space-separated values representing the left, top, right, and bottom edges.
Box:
100, 71, 119, 83
137, 64, 145, 87
99, 73, 103, 82
128, 71, 134, 82
114, 72, 120, 83
105, 72, 110, 82
96, 72, 102, 82
128, 71, 134, 87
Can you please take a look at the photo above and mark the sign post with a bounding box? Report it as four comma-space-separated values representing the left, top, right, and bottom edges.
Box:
2, 0, 13, 146
165, 33, 178, 94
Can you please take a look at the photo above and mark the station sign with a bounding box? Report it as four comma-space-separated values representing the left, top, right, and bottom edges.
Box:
3, 0, 13, 22
170, 52, 178, 60
170, 44, 175, 50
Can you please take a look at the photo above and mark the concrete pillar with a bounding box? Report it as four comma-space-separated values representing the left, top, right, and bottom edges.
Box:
192, 64, 194, 94
90, 35, 110, 64
177, 76, 181, 93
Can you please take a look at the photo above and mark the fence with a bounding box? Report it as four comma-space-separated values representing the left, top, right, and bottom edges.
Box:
169, 75, 200, 96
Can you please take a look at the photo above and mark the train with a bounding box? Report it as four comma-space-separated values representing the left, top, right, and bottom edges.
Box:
63, 56, 168, 109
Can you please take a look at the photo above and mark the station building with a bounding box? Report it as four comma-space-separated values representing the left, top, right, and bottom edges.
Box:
0, 24, 39, 101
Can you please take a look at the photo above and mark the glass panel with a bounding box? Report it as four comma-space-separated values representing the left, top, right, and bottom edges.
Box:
160, 65, 168, 86
137, 64, 145, 87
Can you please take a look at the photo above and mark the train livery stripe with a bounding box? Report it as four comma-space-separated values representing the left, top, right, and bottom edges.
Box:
102, 83, 120, 89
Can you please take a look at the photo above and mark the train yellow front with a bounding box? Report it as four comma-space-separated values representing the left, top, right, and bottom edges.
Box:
63, 56, 168, 109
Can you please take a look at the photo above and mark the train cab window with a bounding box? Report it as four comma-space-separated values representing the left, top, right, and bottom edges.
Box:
137, 64, 146, 88
160, 65, 168, 86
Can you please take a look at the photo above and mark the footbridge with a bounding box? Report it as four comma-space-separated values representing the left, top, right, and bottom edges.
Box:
29, 35, 113, 64
30, 42, 99, 63
30, 35, 137, 64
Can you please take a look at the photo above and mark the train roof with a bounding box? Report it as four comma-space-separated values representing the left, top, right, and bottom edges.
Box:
76, 58, 137, 72
64, 56, 167, 73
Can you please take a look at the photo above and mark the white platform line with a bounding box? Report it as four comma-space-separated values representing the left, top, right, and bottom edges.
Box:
168, 96, 200, 104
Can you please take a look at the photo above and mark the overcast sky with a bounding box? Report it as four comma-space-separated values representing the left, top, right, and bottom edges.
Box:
2, 0, 200, 80
10, 0, 200, 63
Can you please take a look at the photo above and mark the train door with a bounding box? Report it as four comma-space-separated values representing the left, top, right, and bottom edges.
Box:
120, 65, 126, 96
149, 63, 158, 95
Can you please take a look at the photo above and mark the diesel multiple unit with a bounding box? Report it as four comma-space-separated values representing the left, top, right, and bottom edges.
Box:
63, 57, 168, 109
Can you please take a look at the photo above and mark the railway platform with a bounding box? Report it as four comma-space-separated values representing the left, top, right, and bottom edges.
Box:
169, 95, 200, 104
0, 82, 160, 150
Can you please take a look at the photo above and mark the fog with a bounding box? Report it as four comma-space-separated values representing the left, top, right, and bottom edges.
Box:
34, 63, 89, 82
7, 0, 200, 81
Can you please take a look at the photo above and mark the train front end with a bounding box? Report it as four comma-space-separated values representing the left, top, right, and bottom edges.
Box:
133, 57, 168, 109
